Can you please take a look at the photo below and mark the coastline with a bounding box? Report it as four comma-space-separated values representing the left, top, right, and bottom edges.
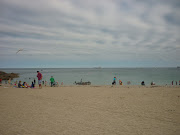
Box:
1, 68, 179, 86
1, 83, 180, 88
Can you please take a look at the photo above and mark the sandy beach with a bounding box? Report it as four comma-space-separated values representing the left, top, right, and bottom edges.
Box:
0, 85, 180, 135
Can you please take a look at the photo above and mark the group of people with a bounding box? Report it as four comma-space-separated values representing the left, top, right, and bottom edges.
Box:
37, 71, 62, 88
17, 81, 35, 88
171, 80, 180, 85
14, 71, 59, 89
112, 77, 123, 85
17, 71, 58, 89
1, 72, 180, 88
112, 77, 157, 86
16, 71, 42, 88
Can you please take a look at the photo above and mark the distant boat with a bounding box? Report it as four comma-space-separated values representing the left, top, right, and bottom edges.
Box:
94, 67, 102, 69
177, 66, 180, 68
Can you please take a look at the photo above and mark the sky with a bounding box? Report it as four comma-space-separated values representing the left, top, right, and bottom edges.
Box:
0, 0, 180, 68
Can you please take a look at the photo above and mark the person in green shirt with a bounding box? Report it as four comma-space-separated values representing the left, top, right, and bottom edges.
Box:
50, 76, 55, 87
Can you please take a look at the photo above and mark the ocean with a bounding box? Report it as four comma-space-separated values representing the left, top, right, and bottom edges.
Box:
0, 68, 180, 86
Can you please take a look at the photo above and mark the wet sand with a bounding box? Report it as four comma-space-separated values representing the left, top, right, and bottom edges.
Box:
0, 85, 180, 135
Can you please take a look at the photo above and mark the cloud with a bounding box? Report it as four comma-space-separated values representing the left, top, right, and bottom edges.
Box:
0, 0, 180, 67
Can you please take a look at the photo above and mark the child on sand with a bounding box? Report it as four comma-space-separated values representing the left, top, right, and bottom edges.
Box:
119, 80, 123, 85
45, 81, 47, 86
141, 81, 145, 86
22, 82, 28, 88
31, 82, 34, 88
18, 81, 22, 88
151, 81, 155, 85
8, 78, 11, 85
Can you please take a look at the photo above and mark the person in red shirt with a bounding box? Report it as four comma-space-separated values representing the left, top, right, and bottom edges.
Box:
0, 78, 2, 84
37, 71, 43, 89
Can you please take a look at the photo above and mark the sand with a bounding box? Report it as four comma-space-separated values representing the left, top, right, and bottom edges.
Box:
0, 85, 180, 135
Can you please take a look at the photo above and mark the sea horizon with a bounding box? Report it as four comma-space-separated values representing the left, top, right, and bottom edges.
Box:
0, 67, 178, 69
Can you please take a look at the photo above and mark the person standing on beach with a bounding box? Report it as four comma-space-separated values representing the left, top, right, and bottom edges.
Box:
50, 76, 55, 87
0, 78, 2, 84
112, 77, 116, 85
37, 71, 42, 89
34, 79, 36, 85
8, 78, 11, 85
45, 81, 47, 86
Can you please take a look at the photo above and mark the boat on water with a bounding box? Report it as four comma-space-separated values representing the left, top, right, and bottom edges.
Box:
74, 79, 91, 85
94, 67, 102, 69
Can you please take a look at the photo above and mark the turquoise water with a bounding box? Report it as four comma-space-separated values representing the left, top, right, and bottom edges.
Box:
1, 68, 180, 85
